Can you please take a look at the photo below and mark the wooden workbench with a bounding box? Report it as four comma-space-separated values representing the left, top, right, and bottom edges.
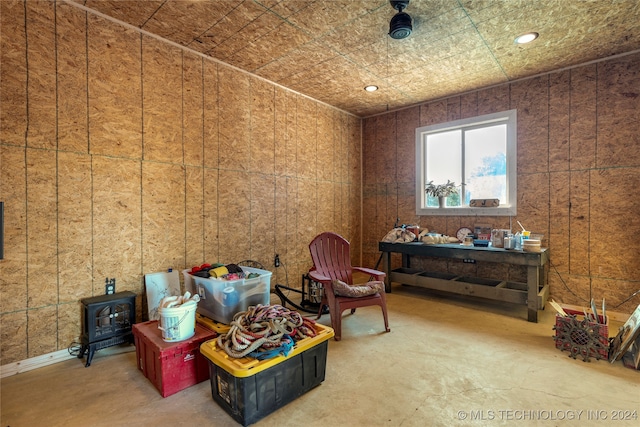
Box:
378, 242, 550, 322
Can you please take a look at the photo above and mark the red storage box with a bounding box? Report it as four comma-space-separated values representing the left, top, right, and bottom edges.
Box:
553, 308, 609, 361
133, 320, 216, 397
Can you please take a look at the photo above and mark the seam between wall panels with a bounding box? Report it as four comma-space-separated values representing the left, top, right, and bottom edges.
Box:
83, 8, 95, 300
54, 0, 60, 346
139, 33, 144, 281
216, 62, 220, 261
249, 79, 253, 260
272, 85, 277, 276
22, 0, 30, 355
394, 112, 398, 233
359, 119, 363, 266
568, 69, 573, 279
589, 63, 599, 299
201, 57, 205, 263
181, 50, 186, 268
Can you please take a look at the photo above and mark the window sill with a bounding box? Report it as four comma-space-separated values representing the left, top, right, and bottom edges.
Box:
416, 206, 516, 216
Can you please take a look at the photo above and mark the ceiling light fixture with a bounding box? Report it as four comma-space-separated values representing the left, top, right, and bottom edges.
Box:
514, 32, 539, 44
364, 85, 378, 92
389, 0, 412, 40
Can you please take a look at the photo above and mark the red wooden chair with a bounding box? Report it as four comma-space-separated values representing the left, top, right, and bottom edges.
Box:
308, 232, 390, 341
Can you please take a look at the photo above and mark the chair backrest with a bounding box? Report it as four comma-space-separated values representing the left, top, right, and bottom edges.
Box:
309, 232, 353, 285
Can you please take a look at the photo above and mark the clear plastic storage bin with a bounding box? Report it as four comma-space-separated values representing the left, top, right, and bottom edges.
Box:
182, 266, 271, 324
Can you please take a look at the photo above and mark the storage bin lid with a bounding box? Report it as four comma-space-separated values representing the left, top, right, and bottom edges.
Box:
196, 313, 231, 334
200, 322, 334, 377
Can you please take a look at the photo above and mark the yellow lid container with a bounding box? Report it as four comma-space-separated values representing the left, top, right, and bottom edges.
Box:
200, 322, 334, 377
196, 313, 231, 334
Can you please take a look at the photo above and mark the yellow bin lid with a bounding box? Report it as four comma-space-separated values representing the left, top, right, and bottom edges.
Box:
200, 322, 334, 377
196, 313, 231, 334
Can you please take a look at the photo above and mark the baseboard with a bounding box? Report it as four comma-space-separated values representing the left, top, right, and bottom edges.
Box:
1, 349, 76, 379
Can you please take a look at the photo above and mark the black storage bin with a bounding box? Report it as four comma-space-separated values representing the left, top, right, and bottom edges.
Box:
200, 323, 333, 426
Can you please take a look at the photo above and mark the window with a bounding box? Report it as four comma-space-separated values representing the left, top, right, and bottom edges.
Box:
415, 109, 517, 216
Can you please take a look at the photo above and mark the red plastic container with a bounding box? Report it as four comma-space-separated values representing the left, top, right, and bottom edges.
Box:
554, 308, 609, 360
132, 320, 216, 397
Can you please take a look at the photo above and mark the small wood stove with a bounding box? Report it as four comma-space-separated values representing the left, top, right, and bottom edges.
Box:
78, 291, 136, 367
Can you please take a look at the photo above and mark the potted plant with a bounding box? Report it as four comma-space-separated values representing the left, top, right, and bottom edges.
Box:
425, 180, 458, 207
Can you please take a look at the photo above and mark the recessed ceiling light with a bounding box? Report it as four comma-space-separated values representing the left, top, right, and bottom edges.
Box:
364, 85, 378, 92
514, 32, 539, 44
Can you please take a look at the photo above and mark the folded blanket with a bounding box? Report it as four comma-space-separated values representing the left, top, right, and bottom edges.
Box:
332, 280, 384, 297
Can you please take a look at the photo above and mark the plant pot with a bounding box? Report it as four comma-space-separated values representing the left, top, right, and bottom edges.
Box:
438, 196, 447, 208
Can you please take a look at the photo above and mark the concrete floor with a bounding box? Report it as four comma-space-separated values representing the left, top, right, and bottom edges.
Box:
2, 284, 639, 427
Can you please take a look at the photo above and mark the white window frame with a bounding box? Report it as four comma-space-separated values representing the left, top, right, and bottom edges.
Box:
415, 109, 517, 216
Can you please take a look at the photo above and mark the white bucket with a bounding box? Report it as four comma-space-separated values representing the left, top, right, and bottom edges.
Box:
158, 301, 197, 342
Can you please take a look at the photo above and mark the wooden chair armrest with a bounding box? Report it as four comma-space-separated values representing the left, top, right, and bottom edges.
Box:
353, 266, 386, 281
308, 270, 331, 284
308, 271, 336, 299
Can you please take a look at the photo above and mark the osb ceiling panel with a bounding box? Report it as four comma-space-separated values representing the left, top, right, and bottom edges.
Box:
73, 0, 640, 117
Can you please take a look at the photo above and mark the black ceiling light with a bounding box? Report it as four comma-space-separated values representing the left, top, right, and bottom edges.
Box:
389, 0, 412, 39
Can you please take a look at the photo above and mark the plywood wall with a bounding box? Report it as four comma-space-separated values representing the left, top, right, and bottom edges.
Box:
363, 52, 640, 315
0, 0, 361, 364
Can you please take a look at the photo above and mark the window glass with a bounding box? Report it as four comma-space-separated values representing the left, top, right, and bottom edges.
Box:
415, 110, 517, 216
425, 130, 461, 207
464, 124, 507, 204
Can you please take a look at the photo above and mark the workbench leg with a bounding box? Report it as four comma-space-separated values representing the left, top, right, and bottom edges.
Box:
402, 253, 410, 268
527, 265, 539, 322
382, 251, 391, 293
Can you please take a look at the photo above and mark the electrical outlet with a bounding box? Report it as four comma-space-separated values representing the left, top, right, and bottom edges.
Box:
105, 277, 116, 294
274, 254, 280, 267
